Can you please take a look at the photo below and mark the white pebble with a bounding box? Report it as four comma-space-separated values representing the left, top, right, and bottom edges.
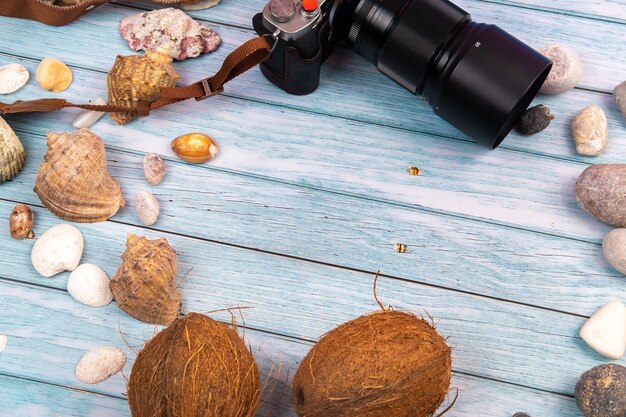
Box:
572, 105, 608, 156
603, 229, 626, 274
76, 346, 126, 384
614, 81, 626, 119
0, 335, 7, 353
72, 97, 107, 129
580, 301, 626, 360
67, 263, 113, 307
135, 191, 160, 226
538, 44, 582, 94
0, 64, 29, 94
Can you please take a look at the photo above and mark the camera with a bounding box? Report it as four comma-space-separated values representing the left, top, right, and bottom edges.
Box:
253, 0, 552, 149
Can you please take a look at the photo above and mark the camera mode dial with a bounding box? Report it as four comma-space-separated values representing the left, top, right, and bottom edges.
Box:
269, 0, 296, 22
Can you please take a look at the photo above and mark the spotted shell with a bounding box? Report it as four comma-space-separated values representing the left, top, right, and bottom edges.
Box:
34, 129, 125, 223
107, 49, 179, 125
0, 116, 25, 184
36, 58, 73, 93
109, 234, 180, 325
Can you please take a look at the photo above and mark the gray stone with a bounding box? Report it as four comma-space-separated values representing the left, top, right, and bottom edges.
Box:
602, 229, 626, 274
575, 164, 626, 226
614, 81, 626, 118
576, 364, 626, 417
538, 44, 583, 94
572, 105, 608, 156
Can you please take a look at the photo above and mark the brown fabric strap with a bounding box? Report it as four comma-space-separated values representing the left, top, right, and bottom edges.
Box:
0, 0, 199, 27
0, 36, 272, 117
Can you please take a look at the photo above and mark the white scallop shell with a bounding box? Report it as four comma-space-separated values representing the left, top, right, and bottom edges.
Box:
67, 263, 113, 307
76, 346, 126, 384
0, 64, 29, 94
31, 224, 84, 277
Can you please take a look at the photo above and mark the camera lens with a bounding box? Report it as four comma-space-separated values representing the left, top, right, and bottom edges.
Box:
330, 0, 552, 149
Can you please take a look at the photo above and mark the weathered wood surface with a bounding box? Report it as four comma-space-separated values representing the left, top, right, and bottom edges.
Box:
0, 0, 625, 416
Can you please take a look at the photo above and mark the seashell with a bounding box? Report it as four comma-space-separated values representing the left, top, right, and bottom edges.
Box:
119, 8, 221, 61
67, 263, 113, 307
0, 335, 7, 353
34, 129, 125, 223
135, 191, 160, 226
181, 0, 221, 11
0, 64, 29, 94
76, 346, 126, 384
171, 133, 218, 163
73, 97, 107, 129
36, 58, 73, 93
9, 204, 34, 239
31, 224, 83, 277
110, 234, 180, 325
143, 153, 165, 185
0, 115, 25, 184
107, 48, 180, 125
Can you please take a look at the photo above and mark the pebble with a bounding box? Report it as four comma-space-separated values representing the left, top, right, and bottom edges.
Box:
614, 81, 626, 118
576, 364, 626, 417
512, 414, 531, 417
0, 335, 7, 353
516, 104, 554, 135
575, 165, 626, 227
143, 153, 165, 185
603, 229, 626, 275
181, 0, 221, 11
572, 105, 608, 156
76, 346, 126, 384
135, 191, 160, 226
538, 44, 582, 94
580, 301, 626, 360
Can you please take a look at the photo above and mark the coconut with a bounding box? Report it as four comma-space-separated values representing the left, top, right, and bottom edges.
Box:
291, 310, 452, 417
128, 313, 260, 417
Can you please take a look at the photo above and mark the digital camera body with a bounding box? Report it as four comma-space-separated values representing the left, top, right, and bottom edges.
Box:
253, 0, 553, 149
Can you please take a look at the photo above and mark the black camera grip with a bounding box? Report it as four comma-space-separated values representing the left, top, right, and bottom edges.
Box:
253, 13, 332, 95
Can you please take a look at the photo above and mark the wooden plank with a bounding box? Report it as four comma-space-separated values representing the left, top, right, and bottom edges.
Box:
0, 56, 618, 243
0, 203, 623, 395
0, 280, 582, 416
476, 0, 626, 23
2, 130, 624, 318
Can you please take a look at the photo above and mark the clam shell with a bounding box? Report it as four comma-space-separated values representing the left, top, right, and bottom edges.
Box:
0, 116, 25, 184
107, 49, 179, 125
0, 64, 29, 94
110, 234, 180, 325
34, 129, 125, 223
36, 58, 73, 93
181, 0, 221, 11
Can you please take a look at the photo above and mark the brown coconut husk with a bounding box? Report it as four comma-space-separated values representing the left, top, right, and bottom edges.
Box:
291, 309, 452, 417
128, 312, 261, 417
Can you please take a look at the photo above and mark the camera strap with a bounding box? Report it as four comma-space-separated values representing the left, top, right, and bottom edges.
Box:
0, 36, 274, 117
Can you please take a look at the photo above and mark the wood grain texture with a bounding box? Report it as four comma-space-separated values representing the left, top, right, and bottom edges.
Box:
2, 129, 625, 318
0, 201, 624, 398
476, 0, 626, 23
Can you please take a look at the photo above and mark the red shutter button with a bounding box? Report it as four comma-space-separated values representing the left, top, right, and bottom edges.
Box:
301, 0, 318, 12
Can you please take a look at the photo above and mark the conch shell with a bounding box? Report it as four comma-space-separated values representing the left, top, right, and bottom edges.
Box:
34, 129, 125, 223
107, 48, 179, 125
0, 116, 25, 184
110, 234, 180, 325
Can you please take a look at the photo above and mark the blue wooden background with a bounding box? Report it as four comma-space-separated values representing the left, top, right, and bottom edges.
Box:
0, 0, 625, 416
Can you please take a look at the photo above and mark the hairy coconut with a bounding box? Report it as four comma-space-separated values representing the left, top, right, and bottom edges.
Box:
128, 313, 260, 417
292, 310, 452, 417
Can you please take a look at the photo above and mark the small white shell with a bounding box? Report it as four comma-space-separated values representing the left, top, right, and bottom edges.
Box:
0, 335, 7, 353
136, 191, 160, 226
76, 346, 126, 384
72, 97, 107, 129
0, 64, 29, 94
31, 224, 84, 277
67, 263, 113, 307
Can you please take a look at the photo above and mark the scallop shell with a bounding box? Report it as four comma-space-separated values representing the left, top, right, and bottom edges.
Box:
107, 48, 179, 125
36, 58, 73, 93
0, 115, 25, 184
34, 129, 125, 223
110, 234, 180, 325
0, 64, 29, 94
